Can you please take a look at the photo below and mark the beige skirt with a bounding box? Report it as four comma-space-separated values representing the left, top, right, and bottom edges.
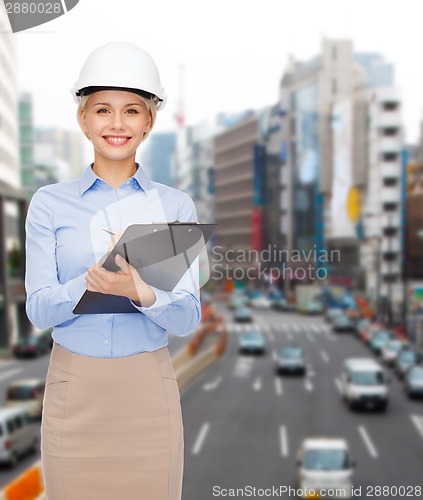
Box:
41, 342, 183, 500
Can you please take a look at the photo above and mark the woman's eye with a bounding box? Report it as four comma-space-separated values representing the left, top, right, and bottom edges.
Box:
97, 108, 109, 114
126, 109, 138, 114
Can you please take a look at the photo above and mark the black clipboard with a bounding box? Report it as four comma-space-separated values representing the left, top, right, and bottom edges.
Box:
73, 221, 217, 314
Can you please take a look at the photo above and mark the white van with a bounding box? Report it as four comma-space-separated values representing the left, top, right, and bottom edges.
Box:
0, 406, 39, 467
297, 437, 355, 499
340, 358, 389, 411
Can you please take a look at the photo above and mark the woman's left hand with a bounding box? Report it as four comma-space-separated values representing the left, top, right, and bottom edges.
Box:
86, 254, 156, 307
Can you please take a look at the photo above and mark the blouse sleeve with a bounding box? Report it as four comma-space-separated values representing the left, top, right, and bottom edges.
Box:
129, 192, 202, 336
25, 189, 87, 329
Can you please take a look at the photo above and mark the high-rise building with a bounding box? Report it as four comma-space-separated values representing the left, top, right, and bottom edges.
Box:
18, 93, 34, 194
33, 128, 85, 181
213, 111, 259, 276
140, 132, 176, 186
0, 16, 32, 348
361, 87, 403, 315
280, 39, 404, 313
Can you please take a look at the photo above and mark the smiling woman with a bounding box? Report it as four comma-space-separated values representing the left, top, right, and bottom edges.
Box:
25, 42, 201, 500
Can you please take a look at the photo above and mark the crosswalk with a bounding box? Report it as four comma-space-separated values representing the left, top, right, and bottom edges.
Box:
226, 321, 335, 337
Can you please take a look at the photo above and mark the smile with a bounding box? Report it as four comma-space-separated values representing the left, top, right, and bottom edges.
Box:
103, 136, 132, 145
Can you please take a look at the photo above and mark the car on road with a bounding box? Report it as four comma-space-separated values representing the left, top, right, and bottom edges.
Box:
332, 313, 355, 333
248, 294, 272, 309
12, 328, 53, 358
368, 330, 393, 355
233, 305, 253, 323
359, 323, 384, 345
404, 365, 423, 399
271, 298, 296, 312
0, 406, 39, 468
227, 292, 248, 311
275, 345, 306, 375
239, 330, 266, 355
394, 348, 423, 380
298, 300, 324, 315
6, 378, 46, 420
354, 318, 370, 338
296, 437, 354, 499
381, 339, 407, 366
339, 358, 389, 411
324, 307, 344, 324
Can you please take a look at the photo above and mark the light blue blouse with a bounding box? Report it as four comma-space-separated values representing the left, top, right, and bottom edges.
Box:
25, 164, 201, 357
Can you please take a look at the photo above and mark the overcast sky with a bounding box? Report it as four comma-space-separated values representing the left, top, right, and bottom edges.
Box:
13, 0, 423, 149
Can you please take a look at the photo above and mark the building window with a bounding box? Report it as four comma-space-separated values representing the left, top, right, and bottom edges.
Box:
381, 127, 398, 136
382, 152, 399, 162
383, 202, 398, 212
383, 178, 398, 187
383, 227, 398, 237
382, 102, 399, 111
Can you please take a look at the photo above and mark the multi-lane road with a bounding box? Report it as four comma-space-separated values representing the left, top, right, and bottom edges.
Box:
0, 308, 422, 498
182, 306, 423, 499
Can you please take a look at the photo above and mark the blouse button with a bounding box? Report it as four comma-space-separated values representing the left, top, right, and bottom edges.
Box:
104, 340, 109, 344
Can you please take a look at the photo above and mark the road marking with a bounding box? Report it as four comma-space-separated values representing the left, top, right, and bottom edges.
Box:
292, 325, 301, 333
192, 422, 210, 455
411, 415, 423, 439
233, 357, 254, 378
358, 425, 378, 458
0, 360, 19, 371
304, 378, 313, 392
279, 425, 289, 457
306, 332, 315, 342
307, 365, 315, 378
272, 350, 278, 362
320, 350, 329, 363
253, 377, 262, 391
286, 332, 293, 341
0, 367, 23, 382
334, 378, 342, 393
235, 324, 242, 333
275, 377, 283, 396
267, 331, 274, 342
326, 331, 336, 341
203, 376, 223, 391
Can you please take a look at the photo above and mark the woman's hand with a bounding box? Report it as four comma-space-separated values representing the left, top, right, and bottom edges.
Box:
86, 254, 156, 308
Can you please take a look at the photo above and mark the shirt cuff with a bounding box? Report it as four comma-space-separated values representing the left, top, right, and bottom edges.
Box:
130, 286, 172, 314
68, 273, 88, 305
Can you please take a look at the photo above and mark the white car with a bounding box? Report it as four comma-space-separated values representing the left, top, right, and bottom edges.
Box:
249, 295, 272, 309
381, 340, 407, 366
339, 358, 389, 411
6, 378, 46, 419
297, 437, 355, 499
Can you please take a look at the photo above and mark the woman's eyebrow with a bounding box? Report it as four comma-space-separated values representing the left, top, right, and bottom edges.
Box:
92, 102, 144, 106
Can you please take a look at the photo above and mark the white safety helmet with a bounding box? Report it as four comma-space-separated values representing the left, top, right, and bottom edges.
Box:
70, 42, 167, 111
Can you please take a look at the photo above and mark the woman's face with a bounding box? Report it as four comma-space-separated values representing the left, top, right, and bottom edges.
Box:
80, 90, 152, 164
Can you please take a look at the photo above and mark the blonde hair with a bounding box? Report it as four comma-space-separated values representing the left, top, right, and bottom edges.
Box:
76, 91, 157, 143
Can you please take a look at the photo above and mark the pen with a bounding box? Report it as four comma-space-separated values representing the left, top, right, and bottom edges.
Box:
103, 228, 119, 236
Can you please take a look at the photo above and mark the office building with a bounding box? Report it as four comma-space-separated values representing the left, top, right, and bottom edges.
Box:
0, 16, 31, 348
